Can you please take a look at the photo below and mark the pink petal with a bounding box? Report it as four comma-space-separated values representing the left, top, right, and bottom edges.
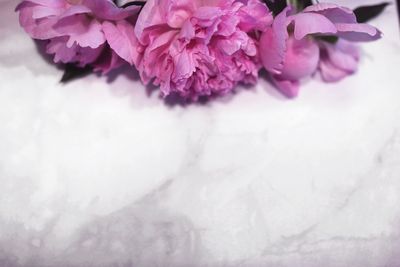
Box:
46, 37, 78, 63
46, 36, 103, 65
166, 0, 196, 28
327, 41, 359, 71
147, 30, 179, 53
237, 0, 273, 32
55, 14, 106, 48
302, 3, 381, 42
216, 15, 240, 37
59, 5, 91, 19
319, 58, 350, 82
30, 5, 63, 19
17, 2, 62, 39
291, 13, 337, 40
271, 75, 300, 98
319, 40, 359, 82
134, 0, 166, 42
259, 7, 290, 74
19, 0, 65, 8
218, 31, 250, 56
102, 20, 140, 65
303, 3, 357, 24
280, 37, 319, 81
335, 23, 381, 42
172, 48, 196, 81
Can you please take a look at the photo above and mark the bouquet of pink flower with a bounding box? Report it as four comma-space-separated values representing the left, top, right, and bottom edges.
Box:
16, 0, 389, 101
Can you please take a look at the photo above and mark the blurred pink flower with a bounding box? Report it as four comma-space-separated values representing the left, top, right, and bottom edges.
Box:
16, 0, 140, 73
319, 39, 360, 83
133, 0, 273, 100
260, 4, 381, 98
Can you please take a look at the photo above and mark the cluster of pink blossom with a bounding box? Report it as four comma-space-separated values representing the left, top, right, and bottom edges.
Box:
16, 0, 383, 100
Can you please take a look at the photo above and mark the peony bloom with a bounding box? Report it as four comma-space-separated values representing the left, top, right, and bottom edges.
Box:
133, 0, 273, 100
16, 0, 140, 73
259, 4, 381, 98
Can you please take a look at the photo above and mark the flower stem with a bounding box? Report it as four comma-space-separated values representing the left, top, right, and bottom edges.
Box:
287, 0, 299, 10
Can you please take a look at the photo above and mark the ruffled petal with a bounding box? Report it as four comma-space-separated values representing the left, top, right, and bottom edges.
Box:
55, 14, 106, 48
237, 0, 273, 32
166, 0, 196, 28
46, 36, 103, 66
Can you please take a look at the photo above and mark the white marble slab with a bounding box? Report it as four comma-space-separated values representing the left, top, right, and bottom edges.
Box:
0, 0, 399, 266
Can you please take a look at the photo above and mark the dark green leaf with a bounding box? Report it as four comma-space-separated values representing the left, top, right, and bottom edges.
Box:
317, 35, 339, 44
60, 64, 93, 83
263, 0, 287, 16
354, 2, 391, 23
121, 1, 146, 8
301, 0, 313, 8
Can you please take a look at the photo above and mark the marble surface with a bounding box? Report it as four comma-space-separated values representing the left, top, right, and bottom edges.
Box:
1, 0, 400, 266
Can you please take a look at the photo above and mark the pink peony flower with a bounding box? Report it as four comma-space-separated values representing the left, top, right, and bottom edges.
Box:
133, 0, 273, 100
16, 0, 141, 73
259, 4, 381, 98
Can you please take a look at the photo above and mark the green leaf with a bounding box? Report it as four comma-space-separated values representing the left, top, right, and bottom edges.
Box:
354, 2, 391, 23
60, 64, 93, 83
121, 1, 146, 8
301, 0, 313, 8
263, 0, 287, 16
318, 36, 339, 44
